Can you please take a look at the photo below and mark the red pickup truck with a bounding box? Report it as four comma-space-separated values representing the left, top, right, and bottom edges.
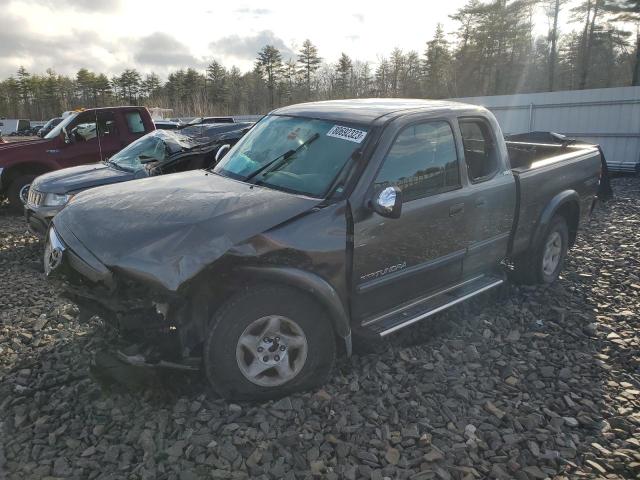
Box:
0, 106, 154, 211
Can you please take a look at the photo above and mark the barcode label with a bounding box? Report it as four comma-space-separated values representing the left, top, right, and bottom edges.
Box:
326, 125, 367, 143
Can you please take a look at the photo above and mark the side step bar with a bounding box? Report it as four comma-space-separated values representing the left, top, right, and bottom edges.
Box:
363, 275, 504, 337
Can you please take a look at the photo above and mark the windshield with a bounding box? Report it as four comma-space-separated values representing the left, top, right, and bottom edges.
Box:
44, 113, 78, 139
42, 118, 61, 130
214, 115, 369, 198
108, 129, 196, 172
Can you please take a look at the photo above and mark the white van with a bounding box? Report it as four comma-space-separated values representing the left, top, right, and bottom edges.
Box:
0, 119, 30, 135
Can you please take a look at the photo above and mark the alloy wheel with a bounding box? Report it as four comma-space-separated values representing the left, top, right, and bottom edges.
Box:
542, 231, 562, 276
235, 315, 308, 387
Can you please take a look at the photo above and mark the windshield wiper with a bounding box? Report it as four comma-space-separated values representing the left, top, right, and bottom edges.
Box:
244, 133, 319, 183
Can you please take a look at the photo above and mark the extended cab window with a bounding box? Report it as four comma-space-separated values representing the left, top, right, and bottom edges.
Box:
374, 121, 460, 201
126, 111, 145, 133
459, 119, 499, 182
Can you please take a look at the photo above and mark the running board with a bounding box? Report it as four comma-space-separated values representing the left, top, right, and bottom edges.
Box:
363, 275, 504, 337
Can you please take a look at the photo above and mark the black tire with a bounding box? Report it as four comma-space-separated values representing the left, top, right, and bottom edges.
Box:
7, 174, 36, 212
512, 215, 569, 285
204, 285, 336, 401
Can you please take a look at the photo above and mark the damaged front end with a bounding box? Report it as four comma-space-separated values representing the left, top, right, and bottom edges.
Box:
44, 226, 204, 371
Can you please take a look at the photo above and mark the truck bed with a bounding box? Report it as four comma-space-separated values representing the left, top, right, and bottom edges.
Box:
507, 140, 603, 257
506, 141, 598, 171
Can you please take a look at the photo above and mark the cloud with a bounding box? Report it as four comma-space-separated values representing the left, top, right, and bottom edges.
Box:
209, 30, 294, 62
132, 32, 203, 68
40, 0, 121, 12
0, 14, 203, 79
235, 7, 271, 16
0, 13, 116, 77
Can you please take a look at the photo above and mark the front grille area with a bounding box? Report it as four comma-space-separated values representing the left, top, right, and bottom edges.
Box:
28, 188, 44, 207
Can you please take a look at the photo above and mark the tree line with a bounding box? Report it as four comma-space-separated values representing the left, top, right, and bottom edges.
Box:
0, 0, 638, 120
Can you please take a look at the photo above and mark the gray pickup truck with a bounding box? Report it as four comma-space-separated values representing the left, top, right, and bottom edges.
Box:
45, 99, 609, 400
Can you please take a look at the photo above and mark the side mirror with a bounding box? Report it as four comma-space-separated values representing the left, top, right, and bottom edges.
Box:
371, 186, 403, 219
215, 144, 231, 162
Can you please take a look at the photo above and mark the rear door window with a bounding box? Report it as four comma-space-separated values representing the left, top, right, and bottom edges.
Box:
459, 119, 499, 182
126, 111, 145, 133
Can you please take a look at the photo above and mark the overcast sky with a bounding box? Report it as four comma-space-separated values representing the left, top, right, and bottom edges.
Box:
1, 0, 581, 79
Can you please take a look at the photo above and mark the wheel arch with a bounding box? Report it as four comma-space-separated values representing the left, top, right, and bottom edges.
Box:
235, 266, 352, 356
4, 161, 54, 187
532, 190, 580, 249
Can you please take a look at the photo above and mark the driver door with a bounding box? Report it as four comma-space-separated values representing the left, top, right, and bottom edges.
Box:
352, 119, 467, 321
62, 112, 120, 167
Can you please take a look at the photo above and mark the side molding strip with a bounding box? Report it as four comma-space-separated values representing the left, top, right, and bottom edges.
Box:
356, 249, 466, 293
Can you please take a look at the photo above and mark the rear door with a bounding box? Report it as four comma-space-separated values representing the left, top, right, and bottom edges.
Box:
457, 117, 516, 276
352, 118, 467, 320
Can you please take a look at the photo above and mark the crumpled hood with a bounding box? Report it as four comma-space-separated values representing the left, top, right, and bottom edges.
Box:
32, 163, 134, 194
54, 170, 321, 291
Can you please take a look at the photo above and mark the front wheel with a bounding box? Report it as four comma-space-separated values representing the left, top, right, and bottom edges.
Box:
204, 285, 336, 401
512, 215, 569, 284
7, 174, 37, 212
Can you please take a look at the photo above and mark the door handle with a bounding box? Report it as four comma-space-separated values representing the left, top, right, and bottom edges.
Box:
449, 203, 464, 217
475, 198, 486, 207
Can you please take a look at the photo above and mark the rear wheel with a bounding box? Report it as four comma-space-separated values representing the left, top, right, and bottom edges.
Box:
7, 174, 36, 212
204, 285, 336, 401
512, 215, 569, 284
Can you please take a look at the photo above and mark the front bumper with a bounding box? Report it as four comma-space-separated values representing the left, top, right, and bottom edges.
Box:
45, 225, 194, 361
25, 204, 63, 238
24, 189, 67, 238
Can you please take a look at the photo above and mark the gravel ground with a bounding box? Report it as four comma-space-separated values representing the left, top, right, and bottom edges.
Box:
0, 178, 639, 480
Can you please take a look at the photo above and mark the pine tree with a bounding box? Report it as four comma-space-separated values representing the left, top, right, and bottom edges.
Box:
16, 66, 31, 113
141, 73, 161, 100
389, 48, 405, 97
335, 53, 353, 98
604, 0, 640, 85
206, 60, 228, 107
297, 39, 322, 99
546, 0, 570, 91
256, 45, 283, 108
375, 58, 391, 96
423, 24, 452, 98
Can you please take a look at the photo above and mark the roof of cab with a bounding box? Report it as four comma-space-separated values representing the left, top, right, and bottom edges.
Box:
271, 98, 485, 124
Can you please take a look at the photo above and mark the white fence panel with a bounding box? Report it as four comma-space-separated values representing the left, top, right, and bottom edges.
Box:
453, 86, 640, 173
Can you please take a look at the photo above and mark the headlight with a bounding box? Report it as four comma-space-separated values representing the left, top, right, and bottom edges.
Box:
43, 192, 73, 207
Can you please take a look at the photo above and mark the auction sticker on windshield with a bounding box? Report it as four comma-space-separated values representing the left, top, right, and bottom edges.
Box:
326, 125, 367, 143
